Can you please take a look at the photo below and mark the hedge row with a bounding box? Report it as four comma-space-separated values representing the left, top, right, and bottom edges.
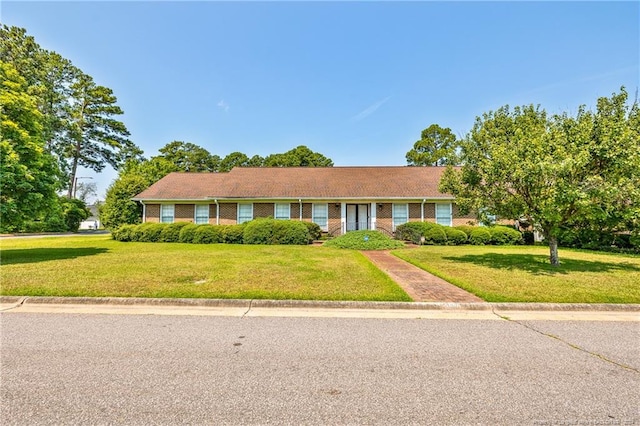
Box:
395, 222, 523, 246
112, 219, 323, 245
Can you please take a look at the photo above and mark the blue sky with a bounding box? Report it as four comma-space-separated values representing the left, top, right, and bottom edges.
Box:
3, 1, 639, 200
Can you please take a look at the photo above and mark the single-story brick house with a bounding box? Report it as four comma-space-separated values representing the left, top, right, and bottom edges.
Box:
133, 166, 475, 235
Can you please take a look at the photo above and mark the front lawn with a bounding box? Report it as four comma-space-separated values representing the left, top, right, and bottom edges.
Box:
393, 245, 640, 303
0, 236, 410, 301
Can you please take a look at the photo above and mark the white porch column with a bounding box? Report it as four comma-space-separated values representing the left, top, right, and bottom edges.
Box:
340, 202, 346, 234
370, 202, 377, 230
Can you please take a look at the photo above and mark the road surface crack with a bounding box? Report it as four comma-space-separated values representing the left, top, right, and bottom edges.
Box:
0, 297, 29, 312
241, 299, 253, 319
491, 308, 639, 374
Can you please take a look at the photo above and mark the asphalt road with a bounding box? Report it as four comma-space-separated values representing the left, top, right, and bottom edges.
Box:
1, 313, 638, 425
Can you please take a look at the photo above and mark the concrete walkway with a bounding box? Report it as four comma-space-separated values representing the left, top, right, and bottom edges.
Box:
361, 250, 484, 303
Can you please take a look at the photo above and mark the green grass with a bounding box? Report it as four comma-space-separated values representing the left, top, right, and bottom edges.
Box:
0, 236, 410, 301
324, 230, 405, 250
392, 245, 640, 303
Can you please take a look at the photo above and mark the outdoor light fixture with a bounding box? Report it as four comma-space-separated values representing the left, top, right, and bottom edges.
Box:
335, 203, 340, 208
378, 203, 384, 209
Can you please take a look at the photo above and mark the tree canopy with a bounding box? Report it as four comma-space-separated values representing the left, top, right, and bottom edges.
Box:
1, 24, 141, 198
1, 24, 140, 231
406, 124, 459, 166
440, 88, 639, 265
0, 62, 61, 232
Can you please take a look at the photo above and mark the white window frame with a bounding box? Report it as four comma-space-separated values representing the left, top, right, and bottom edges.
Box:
274, 203, 291, 220
392, 203, 409, 230
312, 203, 328, 231
160, 204, 175, 224
237, 203, 253, 224
194, 204, 209, 224
435, 203, 452, 226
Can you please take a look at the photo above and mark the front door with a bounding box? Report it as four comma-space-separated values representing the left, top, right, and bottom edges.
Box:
346, 204, 369, 231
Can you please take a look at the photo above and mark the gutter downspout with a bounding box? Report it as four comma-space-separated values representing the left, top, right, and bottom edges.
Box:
141, 201, 146, 223
421, 199, 426, 222
214, 199, 220, 225
299, 199, 303, 221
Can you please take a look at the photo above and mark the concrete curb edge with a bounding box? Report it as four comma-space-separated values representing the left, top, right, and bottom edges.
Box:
1, 296, 639, 312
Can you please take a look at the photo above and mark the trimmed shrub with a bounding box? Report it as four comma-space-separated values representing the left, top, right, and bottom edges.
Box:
302, 221, 322, 241
630, 234, 640, 249
454, 225, 476, 238
444, 228, 468, 245
222, 224, 245, 244
137, 223, 166, 242
243, 219, 310, 245
193, 224, 224, 244
272, 220, 310, 245
395, 222, 428, 243
159, 222, 189, 242
423, 226, 447, 245
489, 226, 523, 245
112, 224, 137, 242
179, 223, 199, 243
395, 222, 444, 244
469, 228, 491, 245
243, 219, 274, 245
324, 230, 405, 250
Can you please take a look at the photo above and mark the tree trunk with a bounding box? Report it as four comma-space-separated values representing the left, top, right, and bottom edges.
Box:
548, 235, 560, 266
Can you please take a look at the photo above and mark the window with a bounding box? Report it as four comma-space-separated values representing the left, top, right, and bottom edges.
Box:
392, 204, 408, 229
195, 204, 209, 224
160, 204, 174, 223
274, 203, 291, 220
436, 203, 452, 226
237, 203, 253, 224
312, 203, 328, 231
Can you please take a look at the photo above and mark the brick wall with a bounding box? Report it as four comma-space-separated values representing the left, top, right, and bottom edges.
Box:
219, 203, 237, 225
423, 203, 436, 223
375, 203, 393, 232
290, 203, 313, 221
253, 203, 275, 219
146, 204, 160, 223
408, 203, 421, 219
175, 204, 194, 222
453, 203, 476, 226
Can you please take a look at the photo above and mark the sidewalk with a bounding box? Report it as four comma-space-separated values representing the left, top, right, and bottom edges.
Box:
361, 250, 484, 303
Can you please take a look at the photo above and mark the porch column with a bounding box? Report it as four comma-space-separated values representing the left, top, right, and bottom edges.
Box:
370, 202, 377, 230
340, 202, 346, 234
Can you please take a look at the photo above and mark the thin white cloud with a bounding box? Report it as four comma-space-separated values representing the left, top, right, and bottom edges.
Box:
521, 65, 638, 97
351, 96, 391, 121
217, 100, 230, 112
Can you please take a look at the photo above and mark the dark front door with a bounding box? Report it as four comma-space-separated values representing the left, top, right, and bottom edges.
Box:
346, 204, 369, 231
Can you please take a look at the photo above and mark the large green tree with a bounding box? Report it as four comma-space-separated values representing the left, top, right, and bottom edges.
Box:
1, 25, 142, 197
406, 124, 459, 166
263, 145, 334, 167
155, 141, 220, 172
440, 88, 640, 266
0, 62, 61, 232
65, 71, 141, 197
100, 157, 179, 229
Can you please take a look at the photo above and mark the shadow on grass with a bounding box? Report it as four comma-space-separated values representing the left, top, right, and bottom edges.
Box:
0, 247, 109, 265
442, 253, 640, 275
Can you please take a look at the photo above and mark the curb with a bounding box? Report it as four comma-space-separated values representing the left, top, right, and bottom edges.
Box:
1, 296, 639, 312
